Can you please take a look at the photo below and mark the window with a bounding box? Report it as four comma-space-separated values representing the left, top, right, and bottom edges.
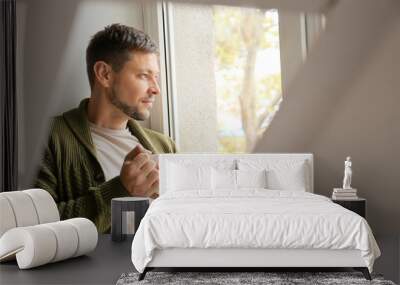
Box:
146, 2, 325, 153
214, 7, 282, 153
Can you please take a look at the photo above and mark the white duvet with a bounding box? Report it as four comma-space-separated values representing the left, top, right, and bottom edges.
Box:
131, 190, 380, 273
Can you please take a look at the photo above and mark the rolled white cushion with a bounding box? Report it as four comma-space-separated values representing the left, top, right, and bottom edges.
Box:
0, 218, 98, 269
0, 191, 39, 227
23, 189, 60, 224
65, 218, 98, 257
0, 226, 57, 269
0, 196, 17, 237
42, 221, 79, 262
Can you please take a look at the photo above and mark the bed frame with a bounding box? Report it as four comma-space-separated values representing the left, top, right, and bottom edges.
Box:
139, 248, 371, 280
138, 153, 372, 281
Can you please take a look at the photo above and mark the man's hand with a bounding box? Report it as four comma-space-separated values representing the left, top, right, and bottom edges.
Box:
120, 145, 159, 198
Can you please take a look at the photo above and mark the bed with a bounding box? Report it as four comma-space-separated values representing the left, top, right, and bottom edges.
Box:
130, 153, 380, 281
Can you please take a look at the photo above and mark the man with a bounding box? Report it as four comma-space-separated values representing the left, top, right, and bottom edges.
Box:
35, 24, 176, 233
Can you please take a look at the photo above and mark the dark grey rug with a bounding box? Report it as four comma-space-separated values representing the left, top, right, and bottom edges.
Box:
116, 272, 396, 285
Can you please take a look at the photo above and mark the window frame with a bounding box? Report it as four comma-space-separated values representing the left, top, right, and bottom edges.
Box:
142, 0, 179, 145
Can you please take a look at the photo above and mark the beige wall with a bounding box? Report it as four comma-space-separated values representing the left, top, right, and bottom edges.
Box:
255, 0, 400, 235
310, 20, 400, 235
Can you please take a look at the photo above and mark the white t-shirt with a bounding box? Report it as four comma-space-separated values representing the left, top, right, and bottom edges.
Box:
89, 122, 143, 181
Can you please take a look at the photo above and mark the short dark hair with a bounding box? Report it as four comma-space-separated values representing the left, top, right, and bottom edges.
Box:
86, 23, 158, 89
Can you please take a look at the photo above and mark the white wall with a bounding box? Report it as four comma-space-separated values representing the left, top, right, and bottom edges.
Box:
17, 0, 145, 188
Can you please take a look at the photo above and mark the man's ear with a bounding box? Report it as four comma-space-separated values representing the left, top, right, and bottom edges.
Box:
93, 61, 113, 88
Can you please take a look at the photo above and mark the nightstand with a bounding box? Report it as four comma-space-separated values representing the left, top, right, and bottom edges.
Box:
332, 198, 366, 218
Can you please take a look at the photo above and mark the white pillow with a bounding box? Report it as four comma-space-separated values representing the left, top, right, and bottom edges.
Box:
211, 169, 268, 190
212, 169, 236, 190
236, 169, 267, 188
266, 166, 306, 191
237, 159, 308, 191
166, 162, 212, 191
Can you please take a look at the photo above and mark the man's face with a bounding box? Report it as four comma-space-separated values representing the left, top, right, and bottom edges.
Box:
108, 51, 160, 121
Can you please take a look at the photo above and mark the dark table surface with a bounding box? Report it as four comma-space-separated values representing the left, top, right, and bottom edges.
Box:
1, 234, 398, 284
0, 234, 134, 285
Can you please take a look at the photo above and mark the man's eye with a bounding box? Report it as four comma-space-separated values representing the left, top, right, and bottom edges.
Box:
139, 74, 148, 79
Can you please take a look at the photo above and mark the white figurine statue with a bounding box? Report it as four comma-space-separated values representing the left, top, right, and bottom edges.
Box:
343, 156, 352, 189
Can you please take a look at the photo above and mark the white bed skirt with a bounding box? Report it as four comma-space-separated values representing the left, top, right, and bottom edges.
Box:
147, 248, 366, 268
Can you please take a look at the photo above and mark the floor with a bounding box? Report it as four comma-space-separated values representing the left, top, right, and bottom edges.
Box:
0, 234, 398, 284
374, 235, 400, 284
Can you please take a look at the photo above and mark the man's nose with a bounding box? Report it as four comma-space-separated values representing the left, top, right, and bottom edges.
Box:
149, 78, 161, 95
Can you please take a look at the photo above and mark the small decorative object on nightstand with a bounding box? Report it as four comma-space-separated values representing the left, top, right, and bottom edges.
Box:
332, 157, 366, 217
332, 198, 366, 218
111, 197, 150, 242
332, 187, 358, 200
332, 156, 358, 200
343, 156, 353, 190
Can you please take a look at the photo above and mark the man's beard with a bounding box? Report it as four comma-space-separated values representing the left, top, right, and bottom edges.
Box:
108, 87, 149, 121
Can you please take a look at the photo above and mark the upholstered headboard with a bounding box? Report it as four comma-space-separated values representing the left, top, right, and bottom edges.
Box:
156, 153, 314, 194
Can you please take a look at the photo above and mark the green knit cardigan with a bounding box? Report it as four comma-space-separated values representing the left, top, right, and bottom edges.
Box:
34, 98, 176, 233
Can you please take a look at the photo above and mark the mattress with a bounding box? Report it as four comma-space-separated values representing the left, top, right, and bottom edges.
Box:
131, 189, 380, 273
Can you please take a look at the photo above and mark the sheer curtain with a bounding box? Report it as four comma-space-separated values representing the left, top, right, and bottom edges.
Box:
1, 0, 18, 192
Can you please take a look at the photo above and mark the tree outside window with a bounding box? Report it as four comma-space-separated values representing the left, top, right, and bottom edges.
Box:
213, 7, 282, 153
